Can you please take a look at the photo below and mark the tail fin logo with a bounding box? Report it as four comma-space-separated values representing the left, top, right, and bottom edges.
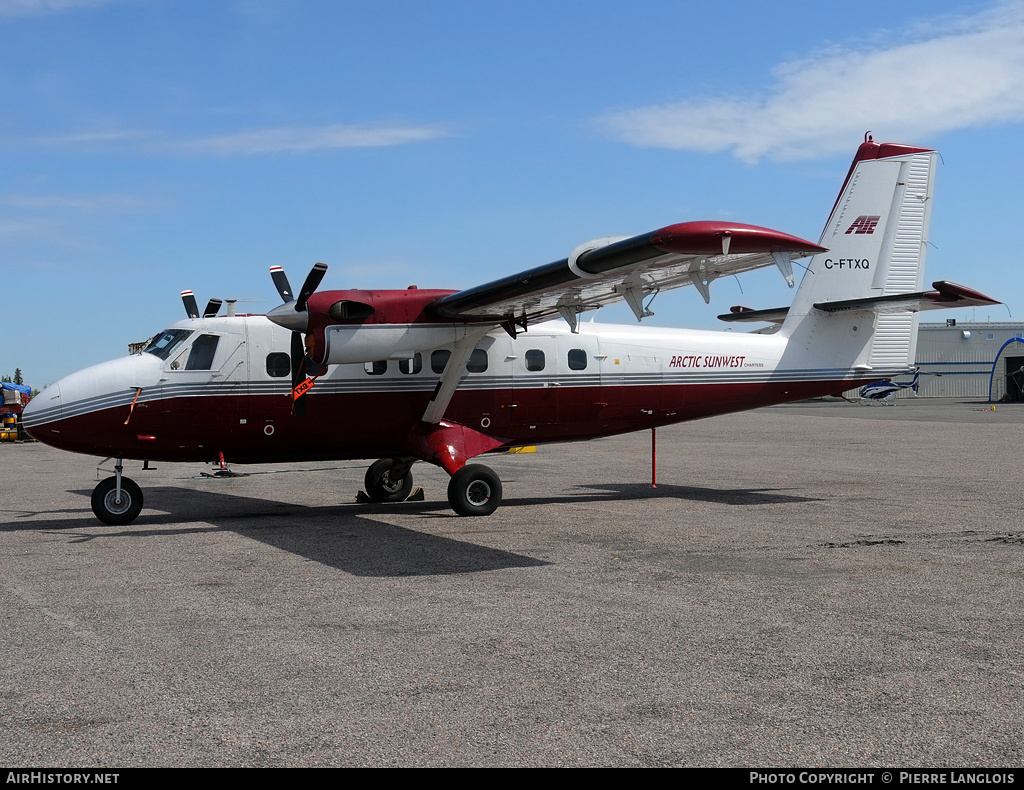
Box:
845, 215, 880, 235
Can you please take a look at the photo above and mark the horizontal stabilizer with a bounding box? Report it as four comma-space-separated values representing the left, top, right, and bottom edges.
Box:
718, 305, 790, 323
813, 281, 1000, 314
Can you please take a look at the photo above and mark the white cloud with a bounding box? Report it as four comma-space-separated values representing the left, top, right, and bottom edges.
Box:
166, 123, 448, 156
600, 2, 1024, 161
33, 128, 158, 146
26, 123, 449, 156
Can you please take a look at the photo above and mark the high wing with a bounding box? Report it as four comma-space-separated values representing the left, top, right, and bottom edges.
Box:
429, 221, 826, 333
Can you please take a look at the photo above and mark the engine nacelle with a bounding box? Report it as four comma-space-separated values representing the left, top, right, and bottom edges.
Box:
322, 323, 481, 365
287, 287, 469, 366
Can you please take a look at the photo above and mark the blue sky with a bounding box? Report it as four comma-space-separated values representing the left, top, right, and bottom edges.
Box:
3, 0, 1023, 388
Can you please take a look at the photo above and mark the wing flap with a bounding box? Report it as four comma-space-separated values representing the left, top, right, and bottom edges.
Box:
431, 221, 825, 326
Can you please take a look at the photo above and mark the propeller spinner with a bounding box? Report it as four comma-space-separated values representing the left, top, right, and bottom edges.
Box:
267, 262, 328, 331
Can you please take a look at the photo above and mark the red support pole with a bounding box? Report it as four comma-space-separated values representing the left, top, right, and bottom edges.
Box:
651, 427, 657, 489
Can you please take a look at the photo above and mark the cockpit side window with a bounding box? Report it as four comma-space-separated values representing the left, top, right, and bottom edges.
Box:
144, 329, 193, 360
185, 334, 220, 370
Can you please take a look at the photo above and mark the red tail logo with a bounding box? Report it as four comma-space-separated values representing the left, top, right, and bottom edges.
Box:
845, 215, 880, 235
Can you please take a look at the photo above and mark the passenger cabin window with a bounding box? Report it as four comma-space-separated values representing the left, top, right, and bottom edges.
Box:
364, 360, 387, 375
431, 350, 451, 374
467, 349, 488, 373
399, 353, 422, 375
567, 349, 587, 371
430, 348, 487, 373
185, 334, 220, 371
266, 352, 290, 378
525, 349, 545, 371
144, 329, 192, 360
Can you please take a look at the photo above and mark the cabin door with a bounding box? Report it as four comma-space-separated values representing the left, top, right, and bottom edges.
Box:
507, 334, 561, 432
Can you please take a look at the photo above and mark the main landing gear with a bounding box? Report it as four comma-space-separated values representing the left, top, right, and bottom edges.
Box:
363, 458, 503, 516
364, 458, 415, 503
447, 464, 502, 517
91, 460, 144, 526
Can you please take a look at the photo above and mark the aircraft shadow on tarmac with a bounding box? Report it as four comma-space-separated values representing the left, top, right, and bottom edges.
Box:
3, 481, 819, 577
558, 482, 820, 507
6, 486, 545, 577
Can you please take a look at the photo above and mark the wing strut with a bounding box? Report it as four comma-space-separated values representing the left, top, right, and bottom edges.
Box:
421, 327, 492, 424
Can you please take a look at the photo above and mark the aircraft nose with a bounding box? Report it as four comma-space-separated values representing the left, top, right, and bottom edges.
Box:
21, 380, 61, 437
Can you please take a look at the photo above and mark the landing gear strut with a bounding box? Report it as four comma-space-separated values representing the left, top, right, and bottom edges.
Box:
364, 458, 415, 502
447, 464, 502, 517
91, 459, 144, 525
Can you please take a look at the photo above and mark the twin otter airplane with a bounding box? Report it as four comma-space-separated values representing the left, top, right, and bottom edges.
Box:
24, 138, 998, 524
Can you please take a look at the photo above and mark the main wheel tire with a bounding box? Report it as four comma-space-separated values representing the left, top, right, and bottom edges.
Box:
364, 459, 414, 503
91, 476, 144, 526
447, 464, 502, 517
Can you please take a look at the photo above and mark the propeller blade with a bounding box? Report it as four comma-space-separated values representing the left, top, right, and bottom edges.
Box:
203, 298, 223, 318
295, 262, 328, 311
273, 262, 329, 417
181, 291, 199, 319
270, 266, 294, 303
290, 331, 307, 417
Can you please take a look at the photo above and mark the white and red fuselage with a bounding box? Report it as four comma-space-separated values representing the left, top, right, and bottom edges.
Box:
22, 315, 849, 465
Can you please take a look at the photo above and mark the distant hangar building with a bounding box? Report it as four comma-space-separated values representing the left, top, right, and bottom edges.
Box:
883, 322, 1024, 400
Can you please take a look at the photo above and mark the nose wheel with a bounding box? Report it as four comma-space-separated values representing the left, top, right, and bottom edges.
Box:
447, 464, 502, 517
91, 475, 144, 525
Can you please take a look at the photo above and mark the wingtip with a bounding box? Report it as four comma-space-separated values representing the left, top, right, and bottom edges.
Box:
650, 221, 825, 256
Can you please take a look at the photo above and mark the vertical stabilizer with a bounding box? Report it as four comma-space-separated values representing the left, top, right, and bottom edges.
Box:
781, 142, 937, 378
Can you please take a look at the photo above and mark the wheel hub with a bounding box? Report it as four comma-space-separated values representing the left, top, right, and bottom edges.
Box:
381, 472, 403, 494
466, 480, 491, 506
103, 490, 132, 515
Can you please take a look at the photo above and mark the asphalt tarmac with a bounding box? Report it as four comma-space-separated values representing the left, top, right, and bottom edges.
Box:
2, 399, 1022, 767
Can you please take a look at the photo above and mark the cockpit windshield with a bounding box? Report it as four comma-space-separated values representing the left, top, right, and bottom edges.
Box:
143, 329, 193, 360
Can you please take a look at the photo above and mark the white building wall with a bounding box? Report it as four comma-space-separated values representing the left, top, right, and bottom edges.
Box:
845, 322, 1024, 400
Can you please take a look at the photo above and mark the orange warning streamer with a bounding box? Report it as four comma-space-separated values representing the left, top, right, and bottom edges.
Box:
291, 375, 319, 401
124, 387, 142, 425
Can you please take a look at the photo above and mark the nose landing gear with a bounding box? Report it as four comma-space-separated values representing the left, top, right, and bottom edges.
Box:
91, 460, 144, 525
